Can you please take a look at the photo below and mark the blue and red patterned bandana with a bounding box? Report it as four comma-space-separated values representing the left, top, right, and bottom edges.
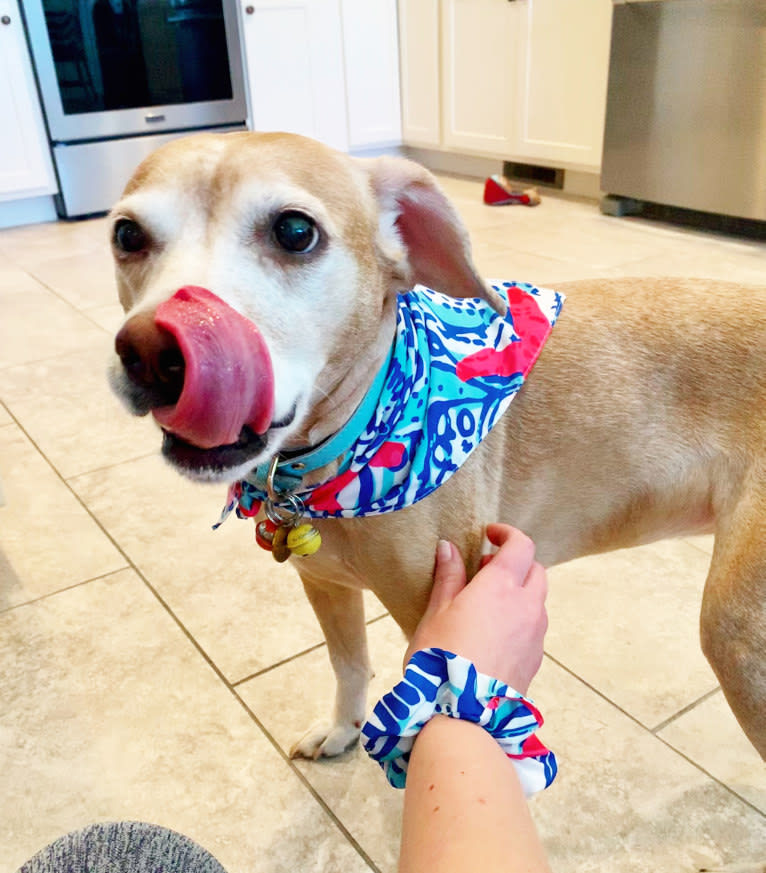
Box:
218, 281, 563, 523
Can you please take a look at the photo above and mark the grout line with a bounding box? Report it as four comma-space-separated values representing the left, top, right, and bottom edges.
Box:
232, 640, 329, 687
9, 265, 112, 330
0, 566, 130, 616
64, 450, 160, 482
542, 650, 650, 731
80, 306, 119, 334
650, 686, 722, 735
681, 538, 717, 560
542, 652, 765, 818
0, 401, 156, 482
232, 610, 392, 688
129, 565, 382, 871
366, 611, 391, 626
0, 347, 107, 374
232, 692, 383, 873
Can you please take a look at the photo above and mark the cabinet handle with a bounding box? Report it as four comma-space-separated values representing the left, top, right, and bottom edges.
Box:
245, 5, 254, 13
1, 15, 11, 24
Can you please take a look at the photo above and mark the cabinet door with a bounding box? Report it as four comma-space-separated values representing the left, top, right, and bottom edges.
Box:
513, 0, 612, 169
398, 0, 440, 146
342, 0, 402, 149
240, 0, 349, 152
441, 0, 524, 154
0, 0, 57, 200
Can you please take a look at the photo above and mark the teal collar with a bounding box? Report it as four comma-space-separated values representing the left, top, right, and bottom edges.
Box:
247, 344, 394, 494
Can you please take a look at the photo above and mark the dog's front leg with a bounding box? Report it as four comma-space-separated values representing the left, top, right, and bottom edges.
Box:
289, 573, 372, 759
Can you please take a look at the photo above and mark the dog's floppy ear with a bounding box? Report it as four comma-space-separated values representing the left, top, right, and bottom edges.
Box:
362, 156, 507, 315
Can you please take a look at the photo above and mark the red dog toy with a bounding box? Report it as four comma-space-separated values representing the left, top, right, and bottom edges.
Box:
483, 175, 541, 207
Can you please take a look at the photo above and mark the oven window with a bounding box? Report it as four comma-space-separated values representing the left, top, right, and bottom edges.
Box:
42, 0, 234, 114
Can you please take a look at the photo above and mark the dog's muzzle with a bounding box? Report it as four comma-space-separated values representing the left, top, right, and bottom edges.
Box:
114, 286, 275, 462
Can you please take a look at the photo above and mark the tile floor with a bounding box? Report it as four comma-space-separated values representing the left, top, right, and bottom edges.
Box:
1, 174, 765, 873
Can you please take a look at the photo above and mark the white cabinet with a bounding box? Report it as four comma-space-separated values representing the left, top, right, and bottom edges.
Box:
441, 0, 523, 155
239, 0, 401, 153
0, 0, 57, 201
342, 0, 402, 149
513, 0, 613, 168
399, 0, 613, 171
239, 0, 349, 151
398, 0, 440, 146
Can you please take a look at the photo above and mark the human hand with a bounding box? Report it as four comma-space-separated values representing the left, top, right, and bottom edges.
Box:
404, 525, 548, 695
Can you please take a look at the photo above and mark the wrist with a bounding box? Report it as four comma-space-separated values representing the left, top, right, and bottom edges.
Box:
362, 647, 557, 794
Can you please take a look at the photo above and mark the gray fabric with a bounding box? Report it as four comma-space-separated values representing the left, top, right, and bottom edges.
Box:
17, 821, 228, 873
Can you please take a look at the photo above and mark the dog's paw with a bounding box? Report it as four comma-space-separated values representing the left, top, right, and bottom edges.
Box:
289, 721, 362, 760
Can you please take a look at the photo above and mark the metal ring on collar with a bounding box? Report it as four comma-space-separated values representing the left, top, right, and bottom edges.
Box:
264, 492, 305, 527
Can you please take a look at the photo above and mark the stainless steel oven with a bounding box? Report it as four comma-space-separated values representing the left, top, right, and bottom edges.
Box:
601, 0, 766, 223
21, 0, 248, 217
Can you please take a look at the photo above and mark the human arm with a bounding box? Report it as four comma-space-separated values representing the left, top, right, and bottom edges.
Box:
400, 714, 551, 873
398, 527, 552, 873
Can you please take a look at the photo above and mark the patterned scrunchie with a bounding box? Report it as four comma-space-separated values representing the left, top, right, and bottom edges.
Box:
362, 648, 557, 795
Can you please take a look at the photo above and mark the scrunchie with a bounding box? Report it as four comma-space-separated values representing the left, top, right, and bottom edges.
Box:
361, 648, 557, 794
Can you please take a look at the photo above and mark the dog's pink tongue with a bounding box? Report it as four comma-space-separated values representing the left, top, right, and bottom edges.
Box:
152, 286, 274, 449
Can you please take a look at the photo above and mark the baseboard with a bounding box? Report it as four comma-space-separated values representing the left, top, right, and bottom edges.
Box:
403, 146, 602, 201
0, 195, 58, 229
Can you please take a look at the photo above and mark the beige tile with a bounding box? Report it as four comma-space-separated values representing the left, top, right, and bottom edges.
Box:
659, 690, 766, 814
26, 247, 118, 311
534, 658, 766, 872
0, 338, 159, 479
241, 617, 766, 873
0, 402, 11, 427
83, 301, 128, 334
0, 282, 106, 368
545, 539, 719, 729
598, 219, 760, 278
0, 216, 110, 270
478, 215, 675, 271
622, 241, 766, 285
70, 454, 385, 682
0, 262, 45, 294
0, 424, 127, 610
683, 534, 715, 556
0, 569, 370, 873
475, 248, 621, 286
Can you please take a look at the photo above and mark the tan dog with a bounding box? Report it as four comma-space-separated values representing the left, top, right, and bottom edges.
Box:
108, 130, 765, 764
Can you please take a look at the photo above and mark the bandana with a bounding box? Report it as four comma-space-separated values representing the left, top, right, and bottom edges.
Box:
217, 281, 563, 524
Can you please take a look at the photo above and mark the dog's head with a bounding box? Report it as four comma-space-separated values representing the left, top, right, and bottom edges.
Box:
108, 131, 504, 483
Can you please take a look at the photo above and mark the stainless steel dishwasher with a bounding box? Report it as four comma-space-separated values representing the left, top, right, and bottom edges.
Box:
600, 0, 766, 222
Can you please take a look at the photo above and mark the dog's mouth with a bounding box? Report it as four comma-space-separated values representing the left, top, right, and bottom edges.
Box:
161, 426, 267, 474
160, 405, 297, 478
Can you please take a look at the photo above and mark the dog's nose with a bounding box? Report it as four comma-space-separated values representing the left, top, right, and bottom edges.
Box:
115, 309, 185, 407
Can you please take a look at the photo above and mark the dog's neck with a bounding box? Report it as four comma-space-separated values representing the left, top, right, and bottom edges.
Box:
281, 300, 399, 453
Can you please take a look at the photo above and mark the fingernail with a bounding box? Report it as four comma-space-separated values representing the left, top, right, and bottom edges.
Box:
437, 539, 453, 563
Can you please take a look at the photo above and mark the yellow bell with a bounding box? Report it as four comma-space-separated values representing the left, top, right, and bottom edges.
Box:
287, 523, 322, 557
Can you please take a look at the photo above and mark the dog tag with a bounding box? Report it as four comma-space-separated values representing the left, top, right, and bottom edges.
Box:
271, 525, 291, 563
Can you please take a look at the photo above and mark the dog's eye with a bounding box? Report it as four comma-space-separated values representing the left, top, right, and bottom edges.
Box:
114, 219, 148, 254
272, 211, 319, 254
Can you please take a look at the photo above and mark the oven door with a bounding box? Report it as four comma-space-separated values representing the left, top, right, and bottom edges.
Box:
21, 0, 247, 143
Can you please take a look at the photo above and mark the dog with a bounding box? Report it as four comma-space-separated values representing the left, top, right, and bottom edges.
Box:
107, 130, 765, 767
